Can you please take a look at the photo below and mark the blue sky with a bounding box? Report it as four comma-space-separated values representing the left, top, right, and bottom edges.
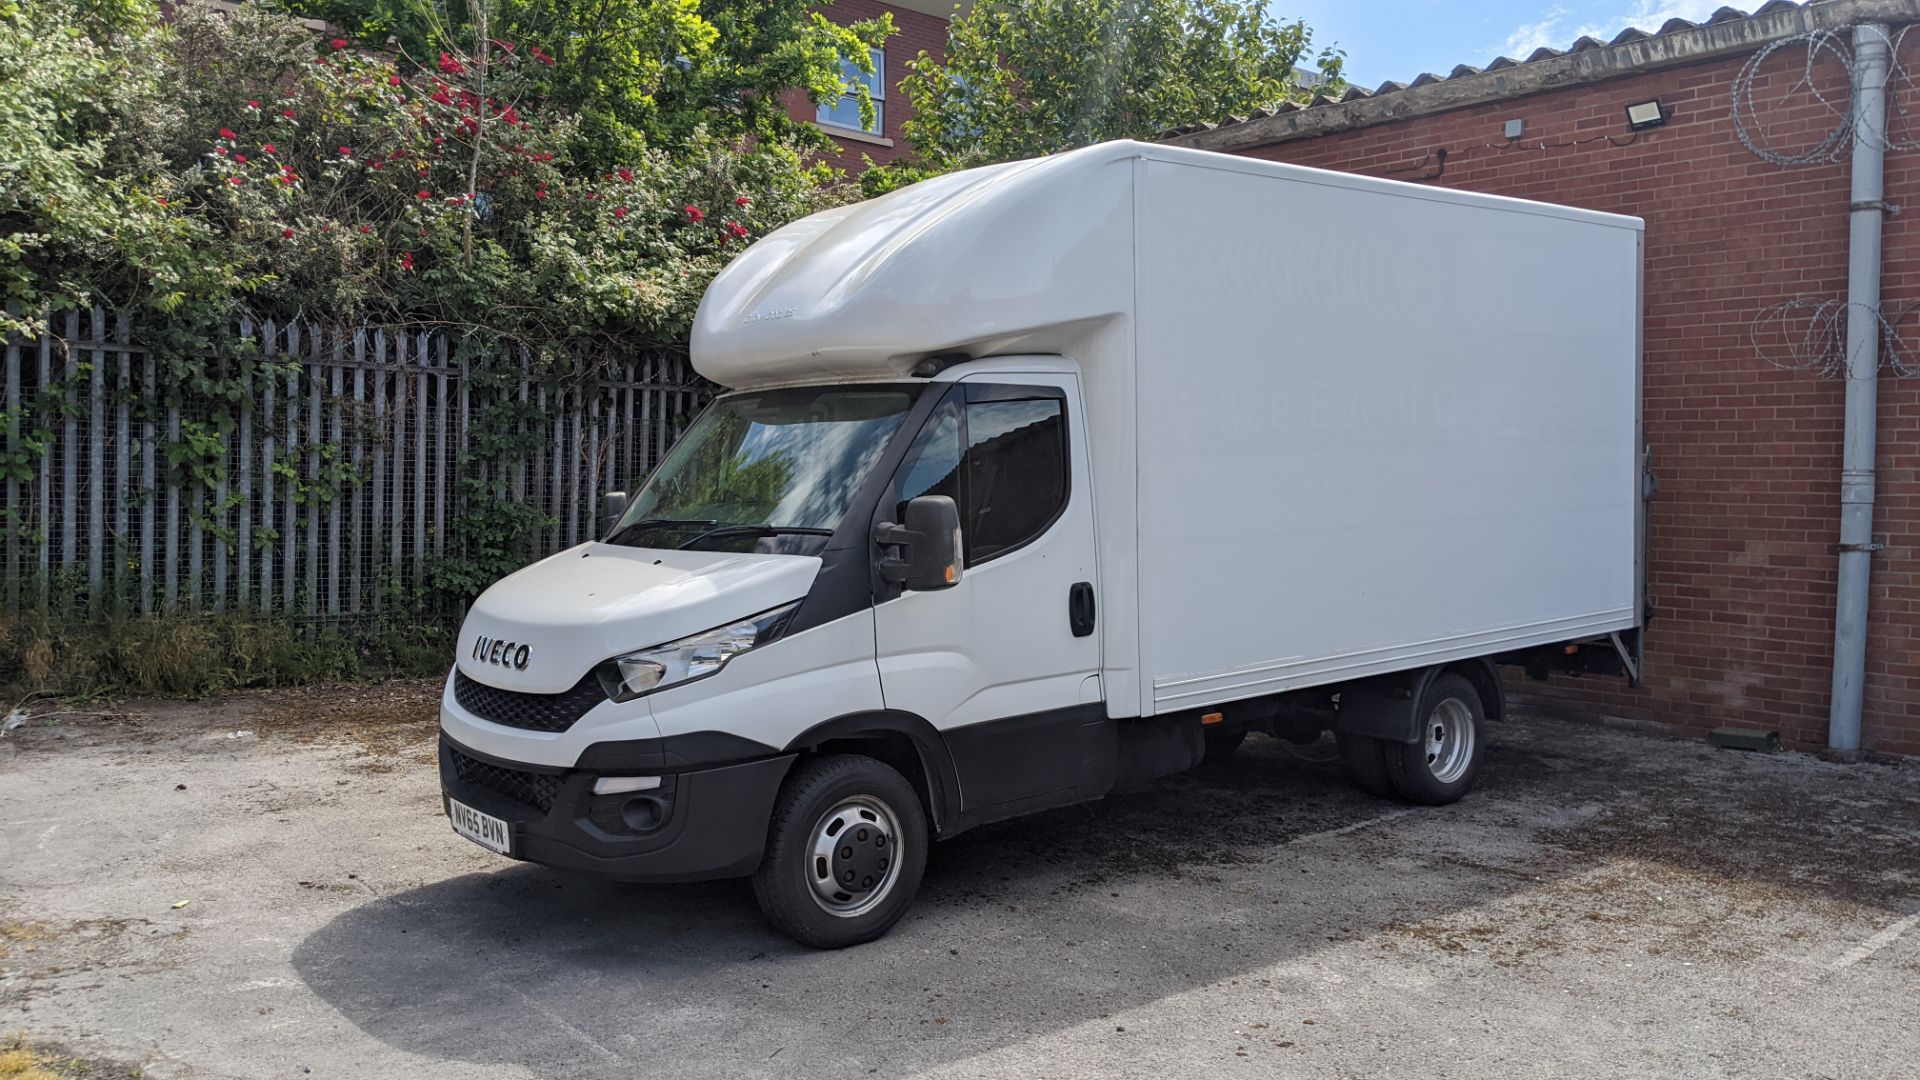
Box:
1277, 0, 1735, 88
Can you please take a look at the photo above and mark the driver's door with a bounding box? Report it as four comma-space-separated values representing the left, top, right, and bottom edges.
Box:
871, 374, 1106, 817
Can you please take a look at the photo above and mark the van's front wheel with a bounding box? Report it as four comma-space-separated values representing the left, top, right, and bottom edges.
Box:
751, 754, 928, 948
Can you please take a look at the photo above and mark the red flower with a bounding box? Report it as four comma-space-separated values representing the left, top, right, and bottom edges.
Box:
233, 153, 248, 163
339, 146, 353, 157
213, 146, 228, 157
684, 204, 704, 223
438, 51, 466, 75
229, 175, 244, 186
330, 37, 348, 50
282, 108, 295, 119
370, 162, 384, 170
534, 186, 548, 199
585, 191, 599, 201
218, 128, 236, 140
313, 57, 328, 66
614, 206, 629, 219
390, 149, 407, 159
499, 105, 521, 126
432, 136, 445, 146
358, 224, 371, 234
727, 221, 748, 238
495, 38, 516, 52
416, 190, 431, 200
246, 99, 260, 110
156, 197, 169, 206
261, 143, 276, 154
389, 75, 403, 87
616, 168, 633, 183
400, 251, 414, 271
734, 195, 751, 207
282, 227, 294, 238
431, 91, 453, 106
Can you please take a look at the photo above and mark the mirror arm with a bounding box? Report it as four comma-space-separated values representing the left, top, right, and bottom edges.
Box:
874, 521, 922, 584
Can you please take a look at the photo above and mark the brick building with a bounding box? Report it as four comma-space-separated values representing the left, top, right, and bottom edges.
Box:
1165, 0, 1920, 755
784, 0, 960, 171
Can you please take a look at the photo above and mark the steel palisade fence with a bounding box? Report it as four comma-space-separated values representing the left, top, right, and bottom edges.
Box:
2, 307, 709, 619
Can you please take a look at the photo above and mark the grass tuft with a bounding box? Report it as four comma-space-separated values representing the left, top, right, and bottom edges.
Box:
0, 1037, 57, 1080
0, 607, 450, 701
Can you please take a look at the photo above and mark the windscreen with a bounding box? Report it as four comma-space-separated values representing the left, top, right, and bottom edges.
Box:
605, 385, 920, 555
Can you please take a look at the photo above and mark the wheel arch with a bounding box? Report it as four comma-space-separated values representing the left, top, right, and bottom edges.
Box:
1442, 657, 1504, 723
783, 711, 960, 836
1335, 658, 1503, 744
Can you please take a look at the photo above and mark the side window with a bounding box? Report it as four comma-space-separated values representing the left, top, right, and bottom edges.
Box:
894, 399, 962, 512
962, 398, 1066, 563
886, 390, 1070, 569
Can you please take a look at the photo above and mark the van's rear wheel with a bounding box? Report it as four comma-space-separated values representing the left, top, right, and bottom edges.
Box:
1382, 674, 1485, 805
751, 754, 928, 948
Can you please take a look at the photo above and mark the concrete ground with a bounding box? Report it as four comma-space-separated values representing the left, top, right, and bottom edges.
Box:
2, 682, 1917, 1080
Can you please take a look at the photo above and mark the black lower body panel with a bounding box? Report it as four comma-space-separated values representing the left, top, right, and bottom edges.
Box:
438, 732, 794, 883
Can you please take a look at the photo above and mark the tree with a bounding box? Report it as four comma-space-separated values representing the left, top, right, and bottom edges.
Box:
874, 0, 1341, 186
283, 0, 894, 168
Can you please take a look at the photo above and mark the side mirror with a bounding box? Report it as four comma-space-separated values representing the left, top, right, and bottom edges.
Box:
600, 491, 628, 527
877, 495, 963, 591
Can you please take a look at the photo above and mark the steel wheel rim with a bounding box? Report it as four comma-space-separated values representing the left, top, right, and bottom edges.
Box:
1424, 697, 1476, 784
806, 795, 903, 918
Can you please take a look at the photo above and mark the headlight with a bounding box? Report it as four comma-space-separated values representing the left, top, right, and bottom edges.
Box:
596, 602, 799, 702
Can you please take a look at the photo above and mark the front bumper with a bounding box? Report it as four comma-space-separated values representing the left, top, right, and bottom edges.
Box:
438, 732, 795, 883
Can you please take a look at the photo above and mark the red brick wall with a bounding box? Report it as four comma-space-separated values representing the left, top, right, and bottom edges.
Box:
1223, 43, 1920, 755
785, 0, 949, 170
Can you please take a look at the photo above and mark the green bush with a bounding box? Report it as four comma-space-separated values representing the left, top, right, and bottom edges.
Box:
1, 0, 876, 621
1, 0, 860, 358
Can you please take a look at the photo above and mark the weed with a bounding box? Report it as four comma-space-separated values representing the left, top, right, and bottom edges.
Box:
0, 606, 448, 700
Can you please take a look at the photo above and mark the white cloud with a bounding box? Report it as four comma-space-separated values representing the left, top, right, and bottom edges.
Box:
1498, 0, 1725, 60
1504, 7, 1572, 57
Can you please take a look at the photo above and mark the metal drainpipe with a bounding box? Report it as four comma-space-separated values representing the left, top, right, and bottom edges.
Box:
1829, 24, 1891, 754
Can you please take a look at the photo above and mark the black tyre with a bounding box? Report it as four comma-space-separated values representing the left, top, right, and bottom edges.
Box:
1336, 730, 1397, 799
1382, 673, 1485, 806
1204, 726, 1247, 760
751, 754, 928, 948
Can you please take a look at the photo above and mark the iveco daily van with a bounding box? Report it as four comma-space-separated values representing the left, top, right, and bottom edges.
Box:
438, 140, 1647, 947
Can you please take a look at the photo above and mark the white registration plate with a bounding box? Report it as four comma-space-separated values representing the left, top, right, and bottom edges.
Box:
448, 797, 513, 856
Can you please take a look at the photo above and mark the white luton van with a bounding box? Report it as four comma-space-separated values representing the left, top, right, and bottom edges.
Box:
440, 140, 1646, 947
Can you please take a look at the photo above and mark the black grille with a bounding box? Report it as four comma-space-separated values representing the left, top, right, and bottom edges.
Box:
454, 668, 607, 733
449, 746, 564, 813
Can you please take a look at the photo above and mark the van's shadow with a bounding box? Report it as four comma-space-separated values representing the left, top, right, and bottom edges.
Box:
288, 723, 1917, 1079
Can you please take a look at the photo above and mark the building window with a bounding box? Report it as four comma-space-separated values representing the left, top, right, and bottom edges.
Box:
818, 47, 884, 134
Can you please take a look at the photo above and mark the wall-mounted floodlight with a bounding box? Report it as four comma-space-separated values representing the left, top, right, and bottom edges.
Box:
1624, 99, 1666, 130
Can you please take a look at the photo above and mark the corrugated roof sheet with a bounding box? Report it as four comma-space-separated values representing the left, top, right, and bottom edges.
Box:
1159, 0, 1809, 139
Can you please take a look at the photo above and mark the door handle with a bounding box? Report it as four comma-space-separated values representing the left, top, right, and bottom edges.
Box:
1069, 581, 1096, 637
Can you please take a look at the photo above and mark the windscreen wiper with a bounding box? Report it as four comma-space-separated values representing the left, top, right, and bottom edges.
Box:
677, 523, 835, 549
604, 517, 718, 546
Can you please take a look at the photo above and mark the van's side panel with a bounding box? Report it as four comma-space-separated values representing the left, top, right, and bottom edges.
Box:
1131, 155, 1642, 714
